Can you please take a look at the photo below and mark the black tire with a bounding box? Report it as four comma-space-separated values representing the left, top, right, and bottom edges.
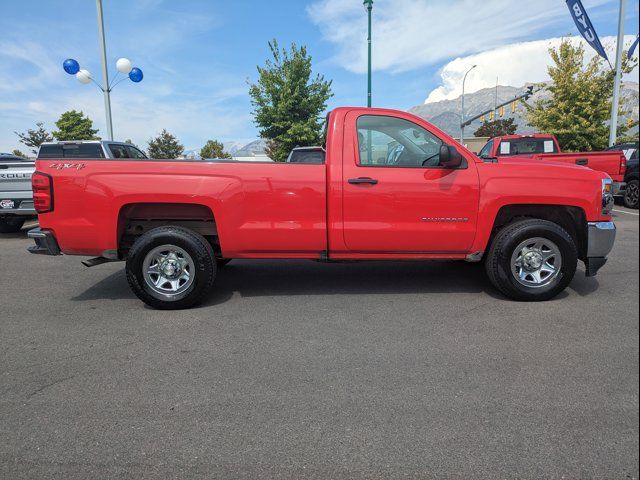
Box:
216, 258, 232, 268
0, 217, 25, 233
485, 219, 578, 301
126, 226, 216, 310
623, 179, 639, 209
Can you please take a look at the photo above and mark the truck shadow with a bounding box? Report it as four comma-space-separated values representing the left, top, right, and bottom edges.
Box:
72, 259, 600, 305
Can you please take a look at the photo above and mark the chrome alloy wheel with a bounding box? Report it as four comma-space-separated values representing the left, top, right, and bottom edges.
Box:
510, 237, 562, 288
625, 181, 639, 208
142, 244, 195, 298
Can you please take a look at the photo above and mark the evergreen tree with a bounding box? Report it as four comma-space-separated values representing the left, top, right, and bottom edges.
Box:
52, 110, 99, 141
249, 39, 333, 161
200, 139, 232, 159
147, 129, 184, 159
11, 149, 28, 158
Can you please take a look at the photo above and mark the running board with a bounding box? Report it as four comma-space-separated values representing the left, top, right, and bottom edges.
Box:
82, 257, 119, 268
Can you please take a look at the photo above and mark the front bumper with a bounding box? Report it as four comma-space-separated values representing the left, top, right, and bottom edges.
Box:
584, 221, 616, 277
27, 228, 61, 256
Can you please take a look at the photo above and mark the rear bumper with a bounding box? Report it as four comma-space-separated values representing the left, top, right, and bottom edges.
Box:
584, 221, 616, 277
27, 228, 61, 256
0, 198, 36, 216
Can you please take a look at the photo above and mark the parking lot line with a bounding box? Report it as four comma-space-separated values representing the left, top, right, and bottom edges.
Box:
613, 209, 639, 216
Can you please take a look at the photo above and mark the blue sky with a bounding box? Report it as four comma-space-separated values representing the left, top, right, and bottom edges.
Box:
1, 0, 638, 153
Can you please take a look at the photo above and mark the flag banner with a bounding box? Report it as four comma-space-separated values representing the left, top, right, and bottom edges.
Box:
565, 0, 609, 61
629, 34, 639, 58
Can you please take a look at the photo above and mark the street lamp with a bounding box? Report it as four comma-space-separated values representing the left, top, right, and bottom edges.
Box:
363, 0, 373, 107
460, 64, 477, 144
62, 0, 144, 141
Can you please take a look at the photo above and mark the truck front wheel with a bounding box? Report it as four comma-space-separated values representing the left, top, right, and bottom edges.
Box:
0, 217, 25, 233
126, 226, 216, 310
624, 179, 639, 209
485, 219, 578, 301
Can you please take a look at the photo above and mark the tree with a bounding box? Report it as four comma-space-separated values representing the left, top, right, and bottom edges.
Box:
525, 39, 637, 151
12, 149, 28, 158
124, 139, 138, 147
200, 139, 232, 159
147, 129, 184, 159
14, 122, 53, 154
474, 118, 518, 137
249, 39, 333, 161
52, 110, 99, 141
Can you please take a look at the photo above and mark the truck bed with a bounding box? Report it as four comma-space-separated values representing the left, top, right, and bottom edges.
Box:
530, 151, 626, 182
35, 159, 327, 258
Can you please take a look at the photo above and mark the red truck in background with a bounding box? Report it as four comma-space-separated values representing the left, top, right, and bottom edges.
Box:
478, 134, 627, 194
28, 108, 616, 309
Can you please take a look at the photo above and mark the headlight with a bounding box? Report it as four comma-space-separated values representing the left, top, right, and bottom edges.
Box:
602, 178, 614, 215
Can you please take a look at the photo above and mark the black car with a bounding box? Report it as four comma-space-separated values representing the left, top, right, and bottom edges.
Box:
607, 142, 638, 209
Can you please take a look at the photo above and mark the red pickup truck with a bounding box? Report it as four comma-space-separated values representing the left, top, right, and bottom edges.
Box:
478, 134, 627, 194
28, 108, 616, 309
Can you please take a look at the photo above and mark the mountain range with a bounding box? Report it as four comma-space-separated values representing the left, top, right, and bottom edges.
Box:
409, 82, 639, 138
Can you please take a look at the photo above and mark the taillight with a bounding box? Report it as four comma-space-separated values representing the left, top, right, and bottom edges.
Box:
32, 172, 53, 213
620, 155, 627, 175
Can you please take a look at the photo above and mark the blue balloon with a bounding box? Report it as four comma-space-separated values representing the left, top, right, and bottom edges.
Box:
129, 67, 143, 83
63, 58, 80, 75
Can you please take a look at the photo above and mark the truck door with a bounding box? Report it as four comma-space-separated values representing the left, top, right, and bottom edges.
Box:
342, 111, 480, 253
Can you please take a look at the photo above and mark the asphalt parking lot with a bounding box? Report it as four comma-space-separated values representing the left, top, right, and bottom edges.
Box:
0, 208, 638, 479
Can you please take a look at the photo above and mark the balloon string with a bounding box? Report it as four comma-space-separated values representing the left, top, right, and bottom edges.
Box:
110, 77, 129, 90
89, 77, 106, 92
109, 71, 120, 89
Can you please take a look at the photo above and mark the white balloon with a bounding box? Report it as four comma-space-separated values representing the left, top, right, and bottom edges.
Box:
76, 69, 92, 84
116, 57, 132, 74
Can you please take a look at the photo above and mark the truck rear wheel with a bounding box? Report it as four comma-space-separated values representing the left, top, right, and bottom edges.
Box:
485, 219, 577, 301
125, 226, 216, 310
0, 217, 25, 233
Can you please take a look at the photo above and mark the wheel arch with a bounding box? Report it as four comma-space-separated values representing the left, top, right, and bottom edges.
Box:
116, 202, 222, 258
485, 204, 588, 260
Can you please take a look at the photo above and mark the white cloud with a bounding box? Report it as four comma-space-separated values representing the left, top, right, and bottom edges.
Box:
307, 0, 613, 74
425, 35, 640, 103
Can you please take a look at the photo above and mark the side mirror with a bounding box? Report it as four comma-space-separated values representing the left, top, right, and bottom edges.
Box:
439, 145, 464, 169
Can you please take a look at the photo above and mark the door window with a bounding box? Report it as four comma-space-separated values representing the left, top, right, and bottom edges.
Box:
357, 116, 443, 167
126, 145, 148, 159
478, 140, 493, 158
109, 144, 130, 159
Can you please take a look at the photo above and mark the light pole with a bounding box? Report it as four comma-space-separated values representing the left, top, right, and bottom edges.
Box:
364, 0, 373, 107
96, 0, 113, 140
460, 65, 477, 144
609, 0, 626, 147
62, 0, 144, 140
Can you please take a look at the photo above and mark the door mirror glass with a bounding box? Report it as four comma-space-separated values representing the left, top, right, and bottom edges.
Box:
440, 145, 463, 169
